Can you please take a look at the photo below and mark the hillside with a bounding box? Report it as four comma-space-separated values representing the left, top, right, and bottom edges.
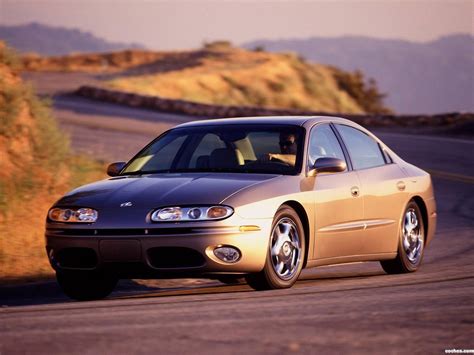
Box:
0, 43, 104, 282
243, 34, 474, 114
21, 43, 391, 114
0, 22, 145, 56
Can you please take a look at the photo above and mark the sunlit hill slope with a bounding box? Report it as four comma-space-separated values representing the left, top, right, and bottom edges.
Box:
22, 42, 391, 114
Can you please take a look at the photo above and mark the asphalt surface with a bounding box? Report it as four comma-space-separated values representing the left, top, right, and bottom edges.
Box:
1, 74, 473, 354
51, 94, 193, 161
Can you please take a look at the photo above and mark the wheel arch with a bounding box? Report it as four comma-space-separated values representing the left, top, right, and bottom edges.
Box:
412, 195, 429, 240
280, 200, 311, 268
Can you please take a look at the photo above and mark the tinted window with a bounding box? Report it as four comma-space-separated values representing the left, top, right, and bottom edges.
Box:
122, 125, 305, 175
308, 124, 346, 169
124, 135, 187, 172
336, 125, 385, 170
247, 132, 280, 157
188, 133, 226, 168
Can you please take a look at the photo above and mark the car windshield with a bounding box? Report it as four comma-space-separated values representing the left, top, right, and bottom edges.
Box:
121, 124, 305, 175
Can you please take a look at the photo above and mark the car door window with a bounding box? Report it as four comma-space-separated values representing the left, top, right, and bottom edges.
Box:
336, 125, 386, 170
308, 124, 346, 169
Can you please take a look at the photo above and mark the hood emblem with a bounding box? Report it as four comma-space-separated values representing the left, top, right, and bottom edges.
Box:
120, 202, 133, 207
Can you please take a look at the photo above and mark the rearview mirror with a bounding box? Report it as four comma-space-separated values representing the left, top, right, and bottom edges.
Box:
308, 157, 346, 176
107, 162, 126, 177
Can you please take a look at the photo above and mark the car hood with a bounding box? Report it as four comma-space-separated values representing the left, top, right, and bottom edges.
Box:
55, 173, 279, 209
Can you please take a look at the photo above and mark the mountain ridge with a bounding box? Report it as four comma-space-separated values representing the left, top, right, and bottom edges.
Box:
0, 22, 145, 56
243, 34, 474, 114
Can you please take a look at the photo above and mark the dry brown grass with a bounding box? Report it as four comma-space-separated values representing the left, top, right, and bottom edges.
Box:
0, 43, 106, 284
0, 156, 105, 284
107, 47, 365, 113
22, 49, 166, 73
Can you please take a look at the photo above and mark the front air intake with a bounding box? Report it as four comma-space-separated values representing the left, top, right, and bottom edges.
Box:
147, 247, 206, 269
55, 247, 98, 269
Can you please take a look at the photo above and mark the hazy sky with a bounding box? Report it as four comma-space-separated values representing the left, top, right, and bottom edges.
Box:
1, 0, 472, 50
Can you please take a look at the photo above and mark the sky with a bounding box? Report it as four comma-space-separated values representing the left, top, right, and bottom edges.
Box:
1, 0, 472, 50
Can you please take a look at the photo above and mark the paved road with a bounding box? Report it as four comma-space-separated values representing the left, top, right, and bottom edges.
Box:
2, 75, 473, 354
23, 72, 205, 162
52, 95, 194, 162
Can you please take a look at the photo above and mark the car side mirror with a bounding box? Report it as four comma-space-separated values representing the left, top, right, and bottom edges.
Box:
308, 157, 346, 177
107, 162, 126, 177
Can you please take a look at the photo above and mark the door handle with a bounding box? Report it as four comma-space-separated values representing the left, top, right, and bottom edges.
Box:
350, 186, 360, 197
397, 181, 406, 191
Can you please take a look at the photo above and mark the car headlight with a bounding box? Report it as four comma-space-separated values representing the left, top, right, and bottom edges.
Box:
48, 207, 98, 223
151, 206, 233, 222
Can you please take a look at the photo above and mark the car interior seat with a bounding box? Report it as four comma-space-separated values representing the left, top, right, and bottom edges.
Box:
209, 148, 244, 169
195, 155, 210, 169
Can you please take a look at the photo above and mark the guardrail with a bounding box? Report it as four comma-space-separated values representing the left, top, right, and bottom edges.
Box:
75, 85, 474, 127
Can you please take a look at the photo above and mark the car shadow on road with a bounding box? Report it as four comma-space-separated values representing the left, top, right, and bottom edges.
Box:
0, 279, 166, 307
1, 270, 388, 308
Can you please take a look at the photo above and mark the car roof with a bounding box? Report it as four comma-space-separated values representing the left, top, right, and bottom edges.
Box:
175, 115, 352, 128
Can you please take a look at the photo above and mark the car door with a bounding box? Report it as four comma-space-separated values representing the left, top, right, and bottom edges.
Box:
335, 124, 407, 255
309, 123, 365, 260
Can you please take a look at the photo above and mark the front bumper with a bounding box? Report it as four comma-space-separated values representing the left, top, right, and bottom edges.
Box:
45, 220, 272, 278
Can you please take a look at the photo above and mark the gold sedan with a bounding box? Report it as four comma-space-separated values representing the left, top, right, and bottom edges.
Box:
45, 116, 436, 300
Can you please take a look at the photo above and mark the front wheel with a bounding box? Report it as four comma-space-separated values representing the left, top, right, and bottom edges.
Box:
246, 205, 305, 290
56, 270, 118, 301
380, 200, 425, 274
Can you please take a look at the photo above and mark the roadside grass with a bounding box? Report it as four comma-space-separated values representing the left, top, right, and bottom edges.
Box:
0, 155, 106, 285
0, 42, 106, 285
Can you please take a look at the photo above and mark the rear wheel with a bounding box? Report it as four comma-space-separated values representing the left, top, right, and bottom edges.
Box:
246, 205, 305, 290
56, 270, 118, 301
380, 200, 425, 274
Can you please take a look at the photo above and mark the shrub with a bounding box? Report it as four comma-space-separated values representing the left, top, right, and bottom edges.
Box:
0, 44, 21, 71
333, 69, 392, 114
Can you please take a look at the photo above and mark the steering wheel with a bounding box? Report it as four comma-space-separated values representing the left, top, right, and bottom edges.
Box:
246, 157, 291, 168
267, 156, 291, 167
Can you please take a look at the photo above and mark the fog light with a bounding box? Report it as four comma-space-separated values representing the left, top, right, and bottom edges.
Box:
213, 246, 241, 263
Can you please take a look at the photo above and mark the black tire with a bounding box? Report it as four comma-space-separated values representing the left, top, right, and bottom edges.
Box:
246, 205, 306, 290
56, 270, 118, 301
380, 200, 425, 274
215, 276, 246, 285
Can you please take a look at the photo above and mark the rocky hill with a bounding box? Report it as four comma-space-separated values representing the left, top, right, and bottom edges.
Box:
21, 43, 391, 114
